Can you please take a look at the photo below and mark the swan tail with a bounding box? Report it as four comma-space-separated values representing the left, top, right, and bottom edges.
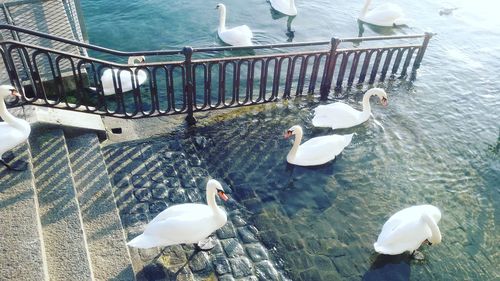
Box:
343, 133, 354, 146
127, 234, 163, 249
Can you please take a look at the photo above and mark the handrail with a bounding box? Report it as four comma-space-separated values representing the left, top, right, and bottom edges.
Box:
0, 23, 434, 123
0, 24, 428, 57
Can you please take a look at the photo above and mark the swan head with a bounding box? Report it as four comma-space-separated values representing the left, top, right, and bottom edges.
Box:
0, 84, 20, 100
367, 88, 388, 106
207, 179, 229, 201
284, 125, 303, 139
215, 3, 226, 12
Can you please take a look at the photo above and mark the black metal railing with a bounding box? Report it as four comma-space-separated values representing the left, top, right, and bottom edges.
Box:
0, 24, 433, 123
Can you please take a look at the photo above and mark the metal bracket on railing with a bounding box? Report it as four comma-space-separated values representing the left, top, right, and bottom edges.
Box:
319, 37, 340, 100
183, 46, 196, 125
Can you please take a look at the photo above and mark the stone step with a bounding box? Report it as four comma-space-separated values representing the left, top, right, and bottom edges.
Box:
29, 128, 94, 281
66, 132, 135, 281
0, 142, 48, 280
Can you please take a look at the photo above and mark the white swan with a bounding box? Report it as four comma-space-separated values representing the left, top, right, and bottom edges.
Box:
358, 0, 407, 27
374, 205, 442, 255
90, 56, 147, 96
0, 85, 30, 170
216, 3, 253, 46
270, 0, 297, 16
312, 88, 388, 129
127, 179, 229, 249
284, 125, 353, 166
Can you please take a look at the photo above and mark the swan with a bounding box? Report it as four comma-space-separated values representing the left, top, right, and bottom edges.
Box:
312, 88, 388, 129
284, 125, 353, 166
0, 85, 30, 171
358, 0, 407, 27
90, 56, 147, 96
374, 205, 442, 256
127, 179, 229, 249
270, 0, 297, 16
216, 3, 253, 46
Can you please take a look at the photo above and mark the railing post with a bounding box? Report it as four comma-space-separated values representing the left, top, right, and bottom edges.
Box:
183, 46, 196, 125
319, 37, 340, 100
410, 32, 434, 80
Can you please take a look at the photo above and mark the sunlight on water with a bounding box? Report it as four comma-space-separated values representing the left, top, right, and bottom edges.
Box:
81, 0, 499, 280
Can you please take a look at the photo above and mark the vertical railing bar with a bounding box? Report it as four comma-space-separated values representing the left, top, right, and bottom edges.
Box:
410, 32, 433, 80
319, 37, 340, 100
379, 49, 394, 82
272, 58, 281, 100
400, 47, 417, 78
368, 49, 383, 84
308, 54, 321, 94
347, 51, 361, 87
296, 55, 307, 96
358, 50, 373, 85
283, 56, 293, 98
391, 48, 405, 77
335, 52, 350, 91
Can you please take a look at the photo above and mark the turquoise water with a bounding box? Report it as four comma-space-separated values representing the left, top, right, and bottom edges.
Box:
82, 0, 499, 280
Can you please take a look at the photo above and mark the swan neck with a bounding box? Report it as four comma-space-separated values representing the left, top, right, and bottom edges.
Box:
0, 99, 23, 130
287, 129, 302, 161
362, 91, 373, 115
422, 213, 442, 244
206, 188, 224, 218
289, 0, 295, 9
218, 7, 226, 31
360, 0, 371, 18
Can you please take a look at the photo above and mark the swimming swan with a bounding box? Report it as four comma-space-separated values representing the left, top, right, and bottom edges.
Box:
270, 0, 297, 16
312, 88, 388, 129
358, 0, 406, 27
0, 85, 30, 171
374, 205, 442, 256
284, 125, 353, 166
127, 179, 229, 249
216, 3, 253, 46
90, 56, 147, 96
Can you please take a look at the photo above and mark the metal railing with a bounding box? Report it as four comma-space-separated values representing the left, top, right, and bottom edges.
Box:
0, 24, 433, 123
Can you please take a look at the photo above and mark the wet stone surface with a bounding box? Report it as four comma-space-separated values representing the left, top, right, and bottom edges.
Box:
102, 130, 288, 281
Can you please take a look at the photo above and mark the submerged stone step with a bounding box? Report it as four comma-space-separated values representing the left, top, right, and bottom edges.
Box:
0, 143, 48, 281
66, 132, 135, 281
29, 128, 93, 281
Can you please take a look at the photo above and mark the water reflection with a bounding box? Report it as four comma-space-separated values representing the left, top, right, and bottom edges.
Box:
362, 254, 411, 281
354, 20, 399, 47
269, 7, 296, 42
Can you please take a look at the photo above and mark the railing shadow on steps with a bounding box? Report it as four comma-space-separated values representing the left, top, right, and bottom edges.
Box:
0, 24, 433, 124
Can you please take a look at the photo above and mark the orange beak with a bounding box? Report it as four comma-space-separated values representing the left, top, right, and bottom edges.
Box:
218, 191, 229, 201
284, 130, 292, 139
10, 89, 21, 97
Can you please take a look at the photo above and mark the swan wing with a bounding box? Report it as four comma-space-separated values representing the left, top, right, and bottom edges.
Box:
374, 219, 428, 254
294, 134, 353, 166
219, 25, 253, 46
148, 203, 208, 225
0, 123, 30, 156
128, 213, 220, 248
374, 205, 440, 254
362, 4, 404, 27
312, 103, 365, 129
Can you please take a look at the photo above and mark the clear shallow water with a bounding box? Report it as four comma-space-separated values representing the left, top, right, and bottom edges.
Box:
82, 0, 499, 280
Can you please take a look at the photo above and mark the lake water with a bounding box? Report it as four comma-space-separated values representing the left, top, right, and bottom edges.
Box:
81, 0, 499, 280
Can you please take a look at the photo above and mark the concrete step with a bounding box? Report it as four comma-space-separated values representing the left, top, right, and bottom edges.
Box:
66, 132, 135, 281
0, 143, 48, 280
29, 128, 93, 281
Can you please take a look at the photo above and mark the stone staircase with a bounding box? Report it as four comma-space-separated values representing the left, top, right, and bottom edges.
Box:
0, 126, 135, 281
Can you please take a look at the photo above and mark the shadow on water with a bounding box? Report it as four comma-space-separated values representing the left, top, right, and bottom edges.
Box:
362, 253, 411, 281
268, 7, 296, 42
